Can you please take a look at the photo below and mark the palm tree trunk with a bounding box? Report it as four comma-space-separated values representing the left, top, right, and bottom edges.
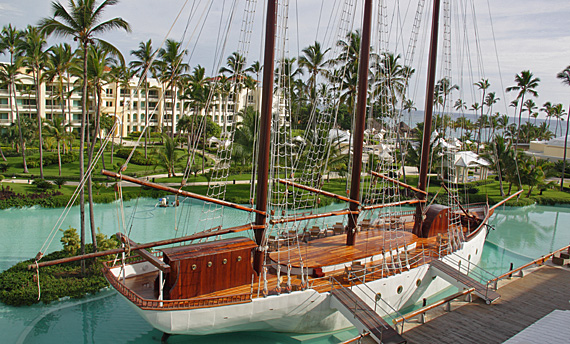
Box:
144, 77, 148, 158
59, 75, 66, 125
79, 43, 88, 274
12, 81, 29, 173
514, 94, 525, 152
57, 140, 62, 176
111, 81, 120, 166
66, 75, 72, 126
560, 107, 570, 191
87, 86, 102, 254
34, 68, 44, 179
170, 82, 175, 139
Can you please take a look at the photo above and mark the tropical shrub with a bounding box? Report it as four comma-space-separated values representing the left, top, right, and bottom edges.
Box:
33, 179, 53, 191
115, 149, 154, 166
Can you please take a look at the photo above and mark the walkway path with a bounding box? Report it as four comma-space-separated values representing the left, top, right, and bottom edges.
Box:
403, 265, 570, 344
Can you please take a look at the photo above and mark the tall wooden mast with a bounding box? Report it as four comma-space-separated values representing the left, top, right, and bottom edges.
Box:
346, 0, 373, 246
253, 0, 278, 273
413, 0, 441, 237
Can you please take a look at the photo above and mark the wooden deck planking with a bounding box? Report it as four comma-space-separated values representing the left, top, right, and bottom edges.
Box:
403, 266, 570, 344
124, 271, 158, 300
269, 227, 417, 268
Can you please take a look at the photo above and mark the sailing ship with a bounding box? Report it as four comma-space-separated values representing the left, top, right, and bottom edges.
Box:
33, 0, 521, 340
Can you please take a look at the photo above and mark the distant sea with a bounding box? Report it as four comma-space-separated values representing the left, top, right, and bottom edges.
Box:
399, 110, 565, 139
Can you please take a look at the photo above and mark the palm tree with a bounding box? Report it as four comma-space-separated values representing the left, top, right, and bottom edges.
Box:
20, 25, 49, 179
484, 92, 500, 141
116, 64, 135, 145
130, 39, 157, 158
43, 43, 75, 126
522, 99, 538, 141
1, 25, 25, 164
541, 101, 554, 130
155, 134, 183, 177
84, 43, 118, 243
556, 65, 570, 190
298, 41, 330, 101
219, 51, 247, 95
39, 0, 131, 259
331, 31, 363, 113
44, 117, 71, 175
158, 39, 188, 139
550, 103, 565, 137
474, 79, 490, 153
0, 59, 29, 172
483, 135, 513, 197
506, 70, 540, 152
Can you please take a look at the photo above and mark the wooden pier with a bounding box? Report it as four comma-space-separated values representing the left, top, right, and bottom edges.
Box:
403, 265, 570, 343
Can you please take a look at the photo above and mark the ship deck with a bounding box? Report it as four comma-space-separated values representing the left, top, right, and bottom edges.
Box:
109, 207, 487, 310
122, 232, 443, 301
268, 226, 417, 269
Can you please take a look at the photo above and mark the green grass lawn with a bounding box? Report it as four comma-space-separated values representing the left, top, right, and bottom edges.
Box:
2, 146, 209, 179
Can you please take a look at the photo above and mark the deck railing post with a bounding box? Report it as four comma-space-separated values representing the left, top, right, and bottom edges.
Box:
159, 270, 163, 306
121, 244, 126, 283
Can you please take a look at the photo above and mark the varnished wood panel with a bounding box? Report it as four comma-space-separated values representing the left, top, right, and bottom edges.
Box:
162, 237, 256, 299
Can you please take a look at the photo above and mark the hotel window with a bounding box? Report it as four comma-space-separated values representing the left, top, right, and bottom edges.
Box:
105, 101, 113, 107
247, 95, 254, 103
227, 104, 235, 112
105, 89, 113, 96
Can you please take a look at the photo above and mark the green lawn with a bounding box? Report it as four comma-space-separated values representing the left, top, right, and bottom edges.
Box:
1, 146, 209, 179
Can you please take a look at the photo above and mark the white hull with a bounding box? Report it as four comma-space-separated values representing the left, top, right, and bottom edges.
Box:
114, 226, 487, 335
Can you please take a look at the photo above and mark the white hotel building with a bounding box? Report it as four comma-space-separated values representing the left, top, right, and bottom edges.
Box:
0, 66, 285, 138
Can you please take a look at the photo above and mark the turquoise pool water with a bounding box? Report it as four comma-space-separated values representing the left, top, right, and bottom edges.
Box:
1, 200, 568, 343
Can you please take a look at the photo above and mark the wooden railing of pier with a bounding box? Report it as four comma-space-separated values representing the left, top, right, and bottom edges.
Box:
487, 243, 570, 287
392, 288, 475, 327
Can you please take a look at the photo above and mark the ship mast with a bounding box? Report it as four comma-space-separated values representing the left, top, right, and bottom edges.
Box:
346, 0, 373, 246
413, 0, 441, 237
253, 0, 277, 273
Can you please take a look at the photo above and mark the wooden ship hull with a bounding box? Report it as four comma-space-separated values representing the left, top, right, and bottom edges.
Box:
101, 205, 491, 335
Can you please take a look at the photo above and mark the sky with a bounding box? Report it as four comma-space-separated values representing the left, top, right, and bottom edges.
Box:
0, 0, 569, 118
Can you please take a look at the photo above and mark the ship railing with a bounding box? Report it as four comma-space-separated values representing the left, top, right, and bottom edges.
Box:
486, 243, 570, 290
373, 210, 416, 231
108, 251, 162, 267
346, 247, 429, 284
102, 259, 252, 311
